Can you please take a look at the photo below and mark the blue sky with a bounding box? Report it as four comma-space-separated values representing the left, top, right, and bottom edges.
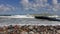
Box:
0, 0, 60, 15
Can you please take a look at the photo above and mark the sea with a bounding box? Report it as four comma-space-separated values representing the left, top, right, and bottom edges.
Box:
0, 18, 60, 26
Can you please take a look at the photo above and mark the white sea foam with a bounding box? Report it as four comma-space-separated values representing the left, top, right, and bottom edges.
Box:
0, 15, 60, 26
0, 15, 34, 18
48, 15, 59, 18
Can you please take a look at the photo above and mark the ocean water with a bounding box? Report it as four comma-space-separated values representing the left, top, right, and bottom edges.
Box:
0, 18, 60, 26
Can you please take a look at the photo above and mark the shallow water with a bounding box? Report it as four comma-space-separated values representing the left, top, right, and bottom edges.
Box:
0, 18, 60, 26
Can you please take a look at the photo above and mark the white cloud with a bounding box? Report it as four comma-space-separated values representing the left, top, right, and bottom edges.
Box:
52, 0, 58, 5
0, 4, 16, 12
20, 0, 60, 12
21, 0, 47, 11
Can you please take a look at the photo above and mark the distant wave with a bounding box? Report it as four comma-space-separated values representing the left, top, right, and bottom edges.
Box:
48, 15, 59, 18
0, 15, 34, 18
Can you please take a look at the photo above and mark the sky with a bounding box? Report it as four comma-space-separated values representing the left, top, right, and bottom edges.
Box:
0, 0, 60, 15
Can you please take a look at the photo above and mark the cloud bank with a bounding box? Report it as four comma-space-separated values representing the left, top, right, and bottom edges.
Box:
0, 4, 16, 12
20, 0, 60, 12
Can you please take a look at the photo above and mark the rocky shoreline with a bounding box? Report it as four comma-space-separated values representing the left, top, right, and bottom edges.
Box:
0, 25, 60, 34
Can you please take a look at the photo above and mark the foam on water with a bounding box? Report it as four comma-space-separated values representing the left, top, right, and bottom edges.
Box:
0, 18, 60, 26
0, 15, 34, 18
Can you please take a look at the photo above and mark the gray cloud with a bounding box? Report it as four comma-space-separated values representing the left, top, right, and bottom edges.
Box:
20, 0, 60, 12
